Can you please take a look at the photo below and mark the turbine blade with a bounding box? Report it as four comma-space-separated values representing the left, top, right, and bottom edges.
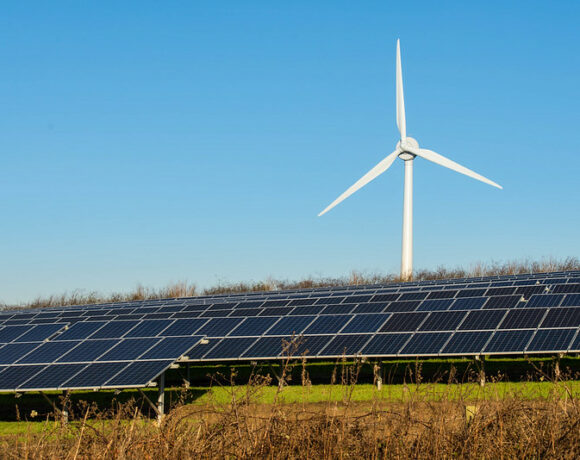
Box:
318, 150, 400, 216
415, 148, 503, 189
396, 39, 406, 141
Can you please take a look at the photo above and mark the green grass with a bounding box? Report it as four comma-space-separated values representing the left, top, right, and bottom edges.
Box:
191, 380, 580, 405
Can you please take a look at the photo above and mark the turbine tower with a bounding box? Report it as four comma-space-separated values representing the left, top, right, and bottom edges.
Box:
318, 39, 502, 281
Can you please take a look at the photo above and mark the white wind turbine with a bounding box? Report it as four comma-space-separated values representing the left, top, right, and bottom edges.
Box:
318, 39, 502, 281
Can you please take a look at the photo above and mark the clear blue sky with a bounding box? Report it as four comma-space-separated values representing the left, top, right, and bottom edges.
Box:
1, 1, 579, 304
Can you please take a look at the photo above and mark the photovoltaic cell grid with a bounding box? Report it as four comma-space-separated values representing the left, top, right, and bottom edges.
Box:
0, 271, 578, 392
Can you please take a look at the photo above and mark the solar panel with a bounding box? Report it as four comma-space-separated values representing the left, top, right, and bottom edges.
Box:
303, 315, 352, 334
380, 312, 428, 332
340, 314, 391, 333
498, 309, 547, 330
441, 331, 492, 354
104, 360, 172, 387
64, 362, 128, 389
58, 339, 119, 363
526, 329, 576, 352
229, 317, 279, 337
19, 364, 87, 390
321, 334, 372, 356
484, 330, 534, 353
459, 310, 507, 330
400, 332, 451, 355
0, 343, 41, 364
360, 333, 412, 355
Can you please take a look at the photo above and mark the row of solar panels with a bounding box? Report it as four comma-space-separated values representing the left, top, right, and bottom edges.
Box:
0, 271, 579, 393
5, 271, 577, 315
184, 328, 580, 362
1, 306, 579, 353
1, 327, 577, 392
1, 292, 578, 328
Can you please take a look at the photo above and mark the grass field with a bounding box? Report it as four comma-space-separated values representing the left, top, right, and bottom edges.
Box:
0, 376, 578, 458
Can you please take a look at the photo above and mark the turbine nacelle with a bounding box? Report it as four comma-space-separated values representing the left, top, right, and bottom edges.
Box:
397, 137, 419, 161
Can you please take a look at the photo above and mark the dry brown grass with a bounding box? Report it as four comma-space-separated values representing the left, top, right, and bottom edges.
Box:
0, 374, 579, 459
5, 256, 579, 310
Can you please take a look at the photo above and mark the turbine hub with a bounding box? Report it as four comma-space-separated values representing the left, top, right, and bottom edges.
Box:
397, 137, 419, 161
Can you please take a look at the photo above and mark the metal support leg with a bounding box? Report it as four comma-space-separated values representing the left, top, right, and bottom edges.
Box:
157, 372, 165, 425
374, 360, 383, 391
554, 354, 562, 381
186, 362, 191, 386
475, 356, 485, 387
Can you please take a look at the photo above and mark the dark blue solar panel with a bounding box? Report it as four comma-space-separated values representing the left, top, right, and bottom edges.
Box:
459, 310, 507, 330
561, 294, 580, 307
484, 330, 534, 353
361, 333, 411, 355
540, 308, 580, 328
97, 338, 161, 361
265, 316, 316, 336
320, 334, 372, 356
400, 332, 451, 355
371, 293, 400, 302
399, 292, 428, 301
484, 295, 522, 309
171, 312, 203, 319
242, 337, 285, 358
0, 365, 45, 391
570, 333, 580, 352
553, 284, 580, 294
385, 301, 420, 312
442, 331, 492, 354
486, 287, 516, 296
499, 308, 547, 330
260, 307, 290, 317
105, 360, 172, 387
456, 289, 487, 298
196, 318, 243, 337
526, 329, 576, 352
293, 335, 334, 356
526, 295, 564, 308
229, 317, 279, 337
0, 343, 41, 364
229, 308, 261, 317
303, 315, 352, 334
291, 306, 325, 316
0, 326, 32, 343
235, 301, 264, 309
160, 319, 208, 336
261, 300, 291, 307
89, 321, 139, 339
379, 312, 428, 332
450, 297, 487, 310
200, 309, 231, 318
141, 336, 202, 360
63, 362, 128, 388
19, 364, 87, 390
417, 299, 454, 311
124, 320, 173, 338
427, 290, 457, 299
341, 314, 391, 333
18, 341, 80, 364
320, 304, 356, 315
58, 339, 119, 363
419, 311, 467, 331
352, 303, 388, 314
203, 337, 257, 359
516, 285, 547, 298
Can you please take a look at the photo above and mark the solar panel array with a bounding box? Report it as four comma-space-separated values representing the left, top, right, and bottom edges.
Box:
0, 270, 578, 392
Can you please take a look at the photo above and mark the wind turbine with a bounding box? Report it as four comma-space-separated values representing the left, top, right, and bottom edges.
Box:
318, 39, 502, 281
